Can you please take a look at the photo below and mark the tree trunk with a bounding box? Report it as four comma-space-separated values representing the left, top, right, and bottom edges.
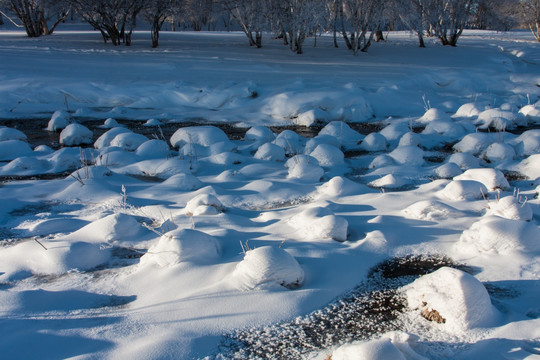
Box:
255, 32, 262, 48
361, 30, 376, 52
375, 29, 384, 42
418, 32, 425, 48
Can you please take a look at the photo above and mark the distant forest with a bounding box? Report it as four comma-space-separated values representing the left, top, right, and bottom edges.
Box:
1, 0, 539, 52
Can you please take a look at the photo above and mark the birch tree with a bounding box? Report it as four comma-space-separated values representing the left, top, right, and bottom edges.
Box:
221, 0, 269, 47
143, 0, 183, 48
520, 0, 540, 41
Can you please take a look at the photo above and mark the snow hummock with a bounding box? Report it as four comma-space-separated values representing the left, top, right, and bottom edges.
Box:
404, 267, 498, 332
59, 123, 93, 146
458, 216, 540, 254
140, 228, 220, 266
47, 110, 70, 131
454, 168, 510, 190
289, 206, 348, 242
232, 246, 304, 290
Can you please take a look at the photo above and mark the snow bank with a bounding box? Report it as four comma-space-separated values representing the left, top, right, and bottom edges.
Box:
453, 133, 493, 155
110, 132, 149, 151
475, 108, 518, 130
59, 123, 93, 146
403, 267, 497, 332
140, 228, 220, 266
434, 162, 463, 179
454, 168, 509, 190
458, 216, 540, 254
446, 152, 481, 170
289, 206, 348, 242
482, 142, 515, 162
369, 174, 412, 190
512, 129, 540, 157
388, 146, 425, 166
244, 125, 276, 144
317, 176, 368, 197
332, 337, 406, 360
158, 173, 202, 191
453, 102, 484, 118
232, 246, 304, 290
417, 108, 452, 124
512, 153, 540, 179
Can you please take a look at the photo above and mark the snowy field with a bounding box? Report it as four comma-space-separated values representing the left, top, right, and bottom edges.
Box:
0, 28, 539, 359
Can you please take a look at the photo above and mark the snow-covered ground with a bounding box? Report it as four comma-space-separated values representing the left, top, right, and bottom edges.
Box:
0, 29, 539, 359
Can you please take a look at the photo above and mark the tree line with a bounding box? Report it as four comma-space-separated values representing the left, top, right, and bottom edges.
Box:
1, 0, 539, 53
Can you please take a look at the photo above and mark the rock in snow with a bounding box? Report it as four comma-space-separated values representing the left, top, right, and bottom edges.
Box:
404, 267, 497, 332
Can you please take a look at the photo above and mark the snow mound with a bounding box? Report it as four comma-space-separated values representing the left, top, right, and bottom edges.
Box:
369, 154, 395, 169
475, 108, 518, 130
0, 127, 27, 142
518, 104, 540, 123
388, 145, 425, 166
273, 130, 303, 155
360, 132, 388, 152
159, 173, 202, 191
140, 228, 220, 266
185, 193, 224, 216
254, 142, 286, 162
417, 108, 452, 124
143, 118, 162, 127
285, 155, 324, 181
434, 162, 463, 179
422, 119, 466, 139
446, 152, 481, 170
454, 168, 509, 190
439, 180, 488, 201
59, 123, 93, 146
309, 143, 345, 167
453, 133, 493, 155
331, 332, 427, 360
244, 125, 275, 143
304, 135, 341, 154
0, 140, 33, 161
0, 240, 111, 278
94, 127, 132, 149
102, 118, 120, 128
170, 125, 231, 148
486, 196, 533, 221
0, 156, 50, 176
403, 267, 497, 332
68, 213, 143, 243
135, 139, 170, 158
110, 132, 149, 151
482, 142, 515, 162
232, 246, 304, 290
402, 200, 464, 221
398, 132, 421, 147
47, 110, 70, 131
318, 121, 364, 150
512, 129, 540, 157
289, 206, 348, 242
512, 153, 540, 179
317, 176, 367, 197
296, 108, 328, 126
369, 174, 411, 190
454, 102, 484, 118
458, 216, 540, 254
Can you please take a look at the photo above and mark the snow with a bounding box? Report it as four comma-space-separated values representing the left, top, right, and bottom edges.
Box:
0, 29, 539, 360
404, 267, 498, 332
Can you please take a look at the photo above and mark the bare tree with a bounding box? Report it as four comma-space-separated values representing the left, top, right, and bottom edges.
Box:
68, 0, 144, 46
143, 0, 183, 48
184, 0, 215, 30
271, 0, 328, 54
221, 0, 269, 47
342, 0, 385, 54
2, 0, 70, 37
422, 0, 477, 46
520, 0, 540, 41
